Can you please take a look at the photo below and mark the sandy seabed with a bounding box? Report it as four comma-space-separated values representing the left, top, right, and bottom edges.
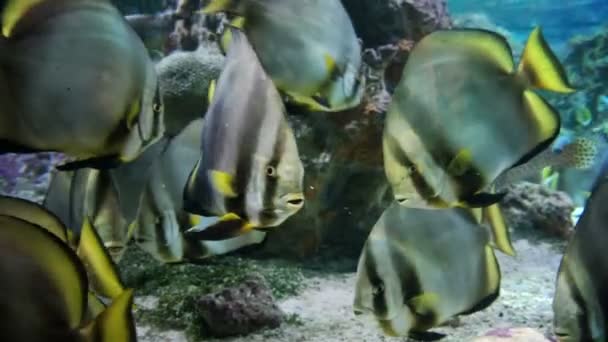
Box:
137, 236, 565, 342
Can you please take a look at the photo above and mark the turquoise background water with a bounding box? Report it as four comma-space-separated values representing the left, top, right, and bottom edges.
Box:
449, 0, 608, 53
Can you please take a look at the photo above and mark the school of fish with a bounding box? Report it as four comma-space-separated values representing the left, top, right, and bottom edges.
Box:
0, 0, 606, 340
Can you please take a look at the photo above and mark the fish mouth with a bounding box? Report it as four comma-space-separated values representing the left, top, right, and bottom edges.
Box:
282, 193, 305, 209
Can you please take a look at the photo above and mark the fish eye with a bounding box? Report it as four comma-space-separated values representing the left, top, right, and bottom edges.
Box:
266, 165, 277, 177
408, 165, 417, 173
372, 283, 385, 296
153, 102, 163, 113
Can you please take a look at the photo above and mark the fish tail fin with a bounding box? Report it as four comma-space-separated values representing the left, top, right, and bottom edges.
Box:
517, 27, 575, 93
202, 0, 244, 14
77, 216, 126, 300
482, 203, 516, 256
79, 289, 137, 342
556, 137, 603, 170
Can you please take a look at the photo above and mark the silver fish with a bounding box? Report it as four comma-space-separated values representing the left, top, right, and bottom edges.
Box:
183, 28, 304, 239
354, 203, 501, 338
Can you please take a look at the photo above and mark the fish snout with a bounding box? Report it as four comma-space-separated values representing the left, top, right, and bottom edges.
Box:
104, 241, 126, 260
283, 193, 305, 210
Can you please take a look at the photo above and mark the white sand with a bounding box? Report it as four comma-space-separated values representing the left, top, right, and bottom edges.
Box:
138, 237, 565, 342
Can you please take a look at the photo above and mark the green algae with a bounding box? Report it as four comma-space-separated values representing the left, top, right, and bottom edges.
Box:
119, 246, 305, 339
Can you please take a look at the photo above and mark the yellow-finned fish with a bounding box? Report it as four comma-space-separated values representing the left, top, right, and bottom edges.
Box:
553, 162, 608, 342
0, 214, 136, 342
43, 140, 167, 261
0, 0, 164, 170
383, 27, 574, 209
183, 28, 304, 239
203, 0, 364, 112
136, 118, 266, 263
2, 195, 126, 306
354, 203, 501, 339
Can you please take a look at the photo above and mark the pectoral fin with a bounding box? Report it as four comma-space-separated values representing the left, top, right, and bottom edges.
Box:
184, 213, 255, 241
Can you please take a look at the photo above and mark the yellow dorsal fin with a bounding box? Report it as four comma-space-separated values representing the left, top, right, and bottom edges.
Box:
202, 0, 235, 14
447, 149, 473, 176
77, 216, 125, 300
209, 170, 238, 198
219, 17, 245, 55
207, 79, 217, 104
482, 204, 516, 256
0, 195, 69, 242
426, 29, 515, 73
517, 27, 575, 93
523, 89, 560, 141
80, 289, 136, 342
2, 0, 45, 37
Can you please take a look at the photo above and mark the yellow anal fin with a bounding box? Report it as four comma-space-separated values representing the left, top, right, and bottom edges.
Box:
207, 79, 217, 104
518, 27, 575, 93
209, 170, 238, 198
2, 0, 45, 37
77, 216, 125, 300
484, 246, 501, 294
482, 204, 516, 256
189, 214, 202, 227
523, 89, 560, 141
447, 149, 473, 176
408, 292, 440, 318
80, 289, 136, 342
184, 213, 256, 241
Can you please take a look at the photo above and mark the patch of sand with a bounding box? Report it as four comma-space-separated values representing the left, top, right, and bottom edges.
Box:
138, 238, 566, 341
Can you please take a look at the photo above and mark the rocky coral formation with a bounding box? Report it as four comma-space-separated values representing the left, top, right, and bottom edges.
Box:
500, 182, 575, 238
156, 46, 223, 136
0, 152, 65, 202
197, 274, 285, 337
551, 27, 608, 133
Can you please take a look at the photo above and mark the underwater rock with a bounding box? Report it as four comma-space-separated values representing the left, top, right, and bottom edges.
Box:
500, 182, 575, 238
342, 0, 452, 49
196, 274, 285, 337
156, 46, 224, 136
472, 327, 551, 341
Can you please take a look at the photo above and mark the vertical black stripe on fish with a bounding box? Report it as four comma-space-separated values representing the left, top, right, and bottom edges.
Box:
260, 127, 285, 223
387, 240, 437, 330
364, 244, 388, 318
385, 134, 444, 205
398, 94, 488, 202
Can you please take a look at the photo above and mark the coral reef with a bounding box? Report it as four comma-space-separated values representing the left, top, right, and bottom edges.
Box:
156, 46, 224, 136
0, 152, 65, 202
500, 182, 575, 239
551, 27, 608, 133
197, 274, 285, 337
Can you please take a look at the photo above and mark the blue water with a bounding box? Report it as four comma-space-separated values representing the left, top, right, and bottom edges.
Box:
449, 0, 608, 53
